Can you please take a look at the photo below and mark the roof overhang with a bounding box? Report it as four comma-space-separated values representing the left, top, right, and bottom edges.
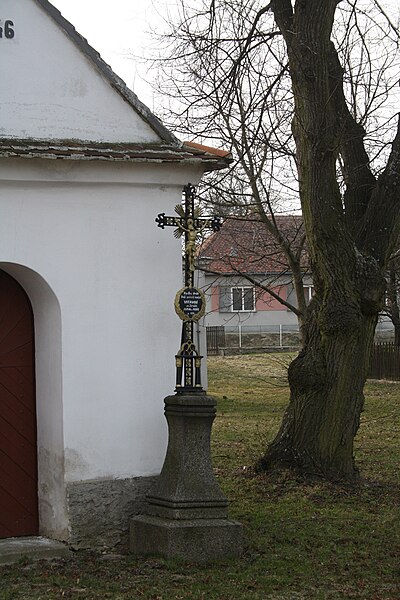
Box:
0, 139, 233, 172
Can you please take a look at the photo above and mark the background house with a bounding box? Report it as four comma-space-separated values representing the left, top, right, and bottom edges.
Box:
197, 215, 312, 350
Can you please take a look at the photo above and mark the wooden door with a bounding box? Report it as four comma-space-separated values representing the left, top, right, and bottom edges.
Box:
0, 269, 38, 537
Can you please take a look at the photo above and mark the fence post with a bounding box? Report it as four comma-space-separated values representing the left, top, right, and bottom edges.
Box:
279, 324, 283, 348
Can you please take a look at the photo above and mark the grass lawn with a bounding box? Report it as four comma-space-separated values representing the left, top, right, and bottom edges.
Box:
1, 354, 399, 599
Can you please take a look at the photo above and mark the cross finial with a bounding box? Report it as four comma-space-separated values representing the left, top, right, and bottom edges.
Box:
156, 183, 221, 286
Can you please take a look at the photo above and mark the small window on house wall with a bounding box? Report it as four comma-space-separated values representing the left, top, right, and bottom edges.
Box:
232, 287, 255, 312
304, 285, 314, 304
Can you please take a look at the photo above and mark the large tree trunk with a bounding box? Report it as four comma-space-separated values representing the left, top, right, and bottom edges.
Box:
257, 302, 378, 480
257, 0, 396, 481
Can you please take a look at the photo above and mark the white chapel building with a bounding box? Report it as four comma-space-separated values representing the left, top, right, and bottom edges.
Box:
0, 0, 229, 548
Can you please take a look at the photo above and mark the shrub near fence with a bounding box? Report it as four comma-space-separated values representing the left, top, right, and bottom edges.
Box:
369, 342, 400, 381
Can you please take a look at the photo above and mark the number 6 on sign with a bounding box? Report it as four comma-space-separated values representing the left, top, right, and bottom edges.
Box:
0, 20, 15, 39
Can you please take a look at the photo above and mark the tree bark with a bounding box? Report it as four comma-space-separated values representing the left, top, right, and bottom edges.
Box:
395, 326, 400, 347
257, 301, 378, 480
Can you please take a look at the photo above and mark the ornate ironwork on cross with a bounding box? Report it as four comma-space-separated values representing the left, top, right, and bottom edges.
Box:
155, 183, 222, 392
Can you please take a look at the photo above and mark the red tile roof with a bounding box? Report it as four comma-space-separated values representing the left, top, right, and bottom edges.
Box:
198, 215, 307, 274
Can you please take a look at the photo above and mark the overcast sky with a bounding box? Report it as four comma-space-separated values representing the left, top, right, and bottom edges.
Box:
51, 0, 399, 112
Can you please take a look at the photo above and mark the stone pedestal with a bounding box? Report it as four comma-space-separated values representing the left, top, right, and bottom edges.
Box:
130, 393, 243, 562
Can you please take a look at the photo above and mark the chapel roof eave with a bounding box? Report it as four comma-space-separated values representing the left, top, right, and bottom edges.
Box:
0, 139, 233, 171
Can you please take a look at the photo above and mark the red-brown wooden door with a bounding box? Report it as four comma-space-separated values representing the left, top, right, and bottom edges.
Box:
0, 269, 38, 538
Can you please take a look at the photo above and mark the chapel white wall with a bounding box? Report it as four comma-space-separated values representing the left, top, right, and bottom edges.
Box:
0, 159, 204, 490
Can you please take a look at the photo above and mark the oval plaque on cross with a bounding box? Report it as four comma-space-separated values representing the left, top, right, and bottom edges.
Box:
174, 287, 206, 322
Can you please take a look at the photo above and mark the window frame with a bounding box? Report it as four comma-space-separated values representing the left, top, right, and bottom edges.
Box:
303, 285, 314, 304
231, 286, 256, 312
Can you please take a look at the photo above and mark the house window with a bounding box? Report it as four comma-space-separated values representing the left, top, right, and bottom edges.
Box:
232, 287, 255, 311
303, 285, 314, 304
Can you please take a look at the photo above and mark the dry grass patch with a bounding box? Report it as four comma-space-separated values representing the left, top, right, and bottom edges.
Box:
0, 353, 399, 600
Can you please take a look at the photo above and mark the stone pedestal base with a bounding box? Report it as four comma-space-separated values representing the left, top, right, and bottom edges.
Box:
129, 392, 243, 562
130, 514, 242, 562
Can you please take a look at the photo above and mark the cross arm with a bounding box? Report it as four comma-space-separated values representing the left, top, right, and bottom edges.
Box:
155, 213, 182, 229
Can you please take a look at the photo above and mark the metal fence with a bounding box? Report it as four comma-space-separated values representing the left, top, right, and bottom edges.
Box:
206, 326, 226, 355
206, 324, 300, 354
206, 328, 400, 380
369, 342, 400, 381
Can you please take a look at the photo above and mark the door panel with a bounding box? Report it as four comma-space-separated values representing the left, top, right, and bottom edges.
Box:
0, 270, 38, 538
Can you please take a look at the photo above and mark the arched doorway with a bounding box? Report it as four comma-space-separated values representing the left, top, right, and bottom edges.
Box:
0, 269, 38, 537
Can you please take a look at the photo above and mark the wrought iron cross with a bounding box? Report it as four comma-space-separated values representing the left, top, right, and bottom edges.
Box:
155, 183, 222, 392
